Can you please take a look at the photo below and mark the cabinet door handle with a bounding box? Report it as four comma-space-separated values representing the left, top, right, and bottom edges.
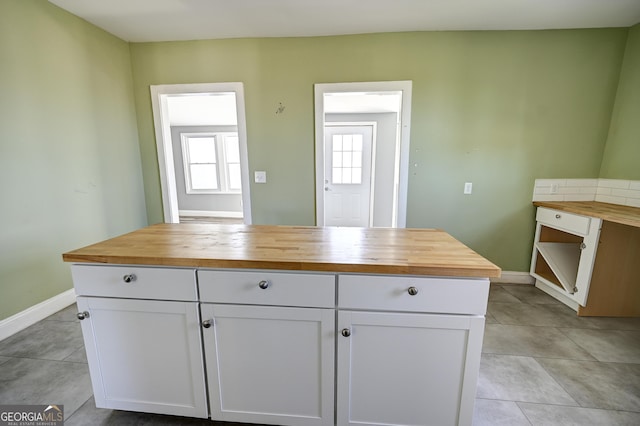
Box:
341, 328, 351, 337
555, 214, 561, 219
408, 286, 419, 296
202, 319, 213, 329
123, 274, 136, 283
77, 311, 90, 320
258, 280, 270, 289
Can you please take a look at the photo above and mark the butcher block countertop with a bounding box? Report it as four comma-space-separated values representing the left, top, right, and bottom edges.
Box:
533, 201, 640, 228
62, 224, 501, 278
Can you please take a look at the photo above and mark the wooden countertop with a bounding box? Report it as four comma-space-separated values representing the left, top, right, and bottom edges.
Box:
62, 224, 501, 278
533, 201, 640, 228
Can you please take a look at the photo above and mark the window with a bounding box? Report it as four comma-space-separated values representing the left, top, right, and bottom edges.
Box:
332, 133, 363, 184
224, 135, 242, 191
182, 133, 241, 194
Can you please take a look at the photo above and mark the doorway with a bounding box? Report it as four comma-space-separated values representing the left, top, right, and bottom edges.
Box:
150, 83, 252, 224
314, 81, 412, 227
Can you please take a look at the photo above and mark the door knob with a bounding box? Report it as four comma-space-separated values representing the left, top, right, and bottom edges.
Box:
408, 286, 418, 296
202, 319, 213, 328
341, 328, 351, 337
258, 280, 270, 289
77, 311, 90, 320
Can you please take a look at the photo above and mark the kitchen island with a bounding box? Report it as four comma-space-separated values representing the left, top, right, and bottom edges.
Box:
63, 224, 500, 426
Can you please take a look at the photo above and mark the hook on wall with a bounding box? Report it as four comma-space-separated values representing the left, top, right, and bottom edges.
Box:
276, 102, 285, 115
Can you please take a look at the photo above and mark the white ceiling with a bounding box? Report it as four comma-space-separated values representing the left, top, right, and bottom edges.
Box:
48, 0, 640, 43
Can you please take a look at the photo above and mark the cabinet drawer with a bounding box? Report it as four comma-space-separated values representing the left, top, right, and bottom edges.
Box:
338, 274, 489, 315
71, 264, 197, 301
198, 270, 335, 308
536, 207, 591, 236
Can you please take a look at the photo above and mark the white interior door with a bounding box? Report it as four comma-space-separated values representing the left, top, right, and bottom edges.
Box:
324, 125, 374, 227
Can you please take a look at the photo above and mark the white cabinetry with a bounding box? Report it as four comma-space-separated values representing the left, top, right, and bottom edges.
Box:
530, 207, 602, 308
71, 265, 490, 425
198, 270, 336, 426
72, 265, 208, 418
336, 274, 488, 426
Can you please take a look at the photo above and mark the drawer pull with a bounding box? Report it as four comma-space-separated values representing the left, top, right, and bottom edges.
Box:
122, 274, 136, 283
258, 280, 270, 289
408, 286, 419, 296
77, 311, 90, 320
555, 214, 561, 219
341, 328, 351, 337
202, 319, 213, 329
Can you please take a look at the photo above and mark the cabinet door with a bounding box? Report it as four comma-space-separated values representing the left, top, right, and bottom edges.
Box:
76, 297, 207, 418
201, 304, 335, 426
530, 212, 601, 307
337, 311, 485, 426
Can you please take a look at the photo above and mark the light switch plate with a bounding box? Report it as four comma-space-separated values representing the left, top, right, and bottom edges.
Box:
255, 171, 267, 183
464, 182, 473, 194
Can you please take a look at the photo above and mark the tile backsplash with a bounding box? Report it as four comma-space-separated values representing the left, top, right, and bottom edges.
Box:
533, 178, 640, 208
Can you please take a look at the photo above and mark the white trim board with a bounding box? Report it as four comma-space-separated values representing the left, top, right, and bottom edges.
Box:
0, 289, 76, 342
490, 271, 535, 285
179, 210, 243, 218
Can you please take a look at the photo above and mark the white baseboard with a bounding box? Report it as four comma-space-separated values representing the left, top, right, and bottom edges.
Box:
0, 289, 77, 342
179, 210, 243, 218
490, 271, 535, 285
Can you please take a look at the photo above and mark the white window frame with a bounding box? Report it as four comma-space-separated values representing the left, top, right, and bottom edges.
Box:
180, 132, 241, 195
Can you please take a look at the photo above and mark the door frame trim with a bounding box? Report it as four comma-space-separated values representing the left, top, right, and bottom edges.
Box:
314, 81, 412, 227
150, 83, 252, 224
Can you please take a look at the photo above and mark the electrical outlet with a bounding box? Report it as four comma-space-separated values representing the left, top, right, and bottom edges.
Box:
550, 183, 558, 194
464, 182, 473, 194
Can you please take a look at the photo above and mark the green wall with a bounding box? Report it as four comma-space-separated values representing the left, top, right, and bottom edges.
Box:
0, 1, 147, 320
600, 24, 640, 179
130, 29, 628, 271
1, 4, 636, 324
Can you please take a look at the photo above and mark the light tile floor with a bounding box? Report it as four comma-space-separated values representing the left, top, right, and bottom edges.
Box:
1, 283, 639, 425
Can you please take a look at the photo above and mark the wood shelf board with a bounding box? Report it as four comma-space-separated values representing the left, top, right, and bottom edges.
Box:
62, 224, 501, 278
533, 201, 640, 228
535, 242, 580, 292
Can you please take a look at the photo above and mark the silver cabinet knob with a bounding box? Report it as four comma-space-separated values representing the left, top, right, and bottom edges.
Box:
123, 274, 136, 283
555, 214, 561, 219
408, 286, 419, 296
202, 319, 213, 329
77, 311, 90, 320
341, 328, 351, 337
258, 280, 270, 289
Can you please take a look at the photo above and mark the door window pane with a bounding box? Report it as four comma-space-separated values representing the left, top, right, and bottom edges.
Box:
331, 133, 363, 185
